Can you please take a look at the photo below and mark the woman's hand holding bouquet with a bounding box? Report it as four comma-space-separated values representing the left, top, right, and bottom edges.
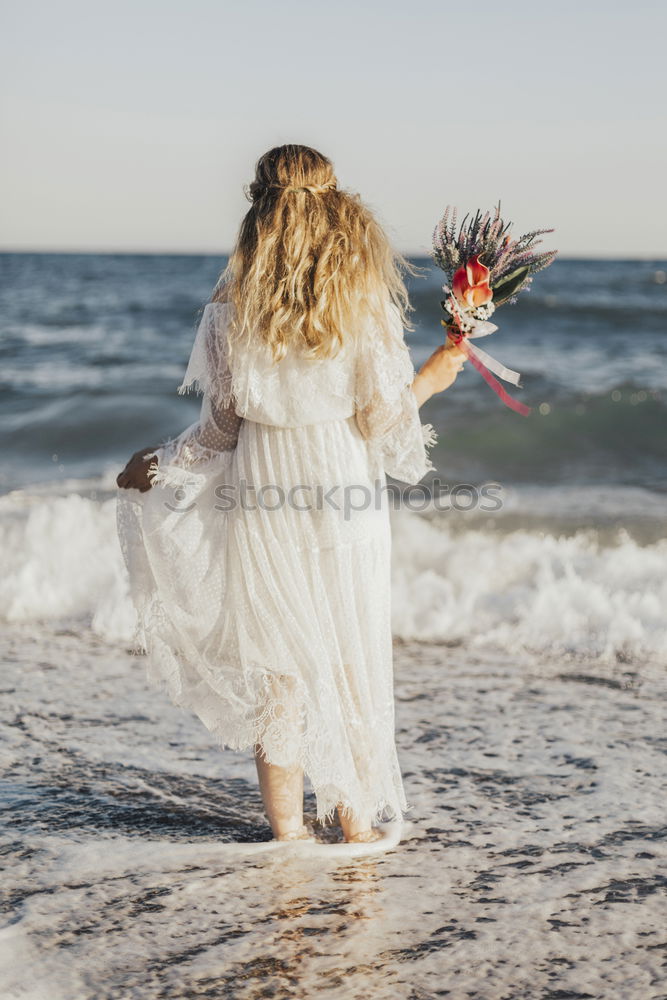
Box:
412, 343, 468, 406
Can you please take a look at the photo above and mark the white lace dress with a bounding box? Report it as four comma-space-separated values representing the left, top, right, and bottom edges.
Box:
116, 298, 436, 825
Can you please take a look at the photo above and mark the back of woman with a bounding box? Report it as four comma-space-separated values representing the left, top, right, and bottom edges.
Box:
116, 144, 466, 845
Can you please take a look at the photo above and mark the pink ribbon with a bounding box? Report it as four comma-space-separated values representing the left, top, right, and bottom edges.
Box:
447, 328, 532, 417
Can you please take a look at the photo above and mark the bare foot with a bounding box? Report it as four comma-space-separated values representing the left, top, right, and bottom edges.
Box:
274, 824, 316, 842
346, 828, 384, 843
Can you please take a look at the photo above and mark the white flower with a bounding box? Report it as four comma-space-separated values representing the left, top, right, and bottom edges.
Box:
472, 301, 496, 320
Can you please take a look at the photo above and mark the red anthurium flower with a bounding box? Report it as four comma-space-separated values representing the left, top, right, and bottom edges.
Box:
452, 255, 493, 308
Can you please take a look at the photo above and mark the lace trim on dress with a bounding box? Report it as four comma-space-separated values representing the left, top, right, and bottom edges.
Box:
177, 302, 235, 409
145, 310, 243, 483
353, 301, 416, 412
353, 301, 439, 483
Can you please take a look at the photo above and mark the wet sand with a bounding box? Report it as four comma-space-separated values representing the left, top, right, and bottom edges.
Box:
1, 624, 665, 999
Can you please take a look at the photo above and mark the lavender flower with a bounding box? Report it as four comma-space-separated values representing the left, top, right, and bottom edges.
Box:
432, 202, 557, 298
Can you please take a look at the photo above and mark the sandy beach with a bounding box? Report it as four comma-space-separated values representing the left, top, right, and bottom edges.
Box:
1, 614, 665, 999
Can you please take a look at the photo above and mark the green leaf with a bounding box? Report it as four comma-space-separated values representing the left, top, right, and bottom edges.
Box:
492, 266, 531, 304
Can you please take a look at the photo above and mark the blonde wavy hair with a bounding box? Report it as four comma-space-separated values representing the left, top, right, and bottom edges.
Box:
212, 144, 416, 362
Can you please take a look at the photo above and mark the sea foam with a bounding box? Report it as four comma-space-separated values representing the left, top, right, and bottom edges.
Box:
1, 480, 665, 666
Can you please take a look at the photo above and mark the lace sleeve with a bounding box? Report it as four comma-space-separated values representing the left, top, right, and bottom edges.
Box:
355, 300, 437, 484
147, 302, 242, 486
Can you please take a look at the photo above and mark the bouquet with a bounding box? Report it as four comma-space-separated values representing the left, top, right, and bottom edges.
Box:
432, 203, 557, 416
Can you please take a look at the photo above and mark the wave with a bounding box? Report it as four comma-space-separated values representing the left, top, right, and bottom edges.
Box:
0, 483, 132, 641
390, 511, 667, 664
1, 483, 664, 667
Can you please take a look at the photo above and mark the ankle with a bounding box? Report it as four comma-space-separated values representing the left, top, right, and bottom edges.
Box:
275, 823, 311, 842
337, 804, 375, 841
345, 828, 383, 844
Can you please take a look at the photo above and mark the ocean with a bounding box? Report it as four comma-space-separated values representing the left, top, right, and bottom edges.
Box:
1, 252, 666, 998
2, 252, 666, 657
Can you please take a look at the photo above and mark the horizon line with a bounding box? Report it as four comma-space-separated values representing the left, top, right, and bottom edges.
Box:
1, 247, 666, 263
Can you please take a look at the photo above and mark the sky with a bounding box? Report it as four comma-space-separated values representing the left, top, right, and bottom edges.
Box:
1, 0, 665, 257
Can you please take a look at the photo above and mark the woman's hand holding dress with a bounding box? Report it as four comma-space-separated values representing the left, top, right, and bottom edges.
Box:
116, 447, 158, 492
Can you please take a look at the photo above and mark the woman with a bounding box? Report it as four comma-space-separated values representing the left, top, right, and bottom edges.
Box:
116, 144, 465, 844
